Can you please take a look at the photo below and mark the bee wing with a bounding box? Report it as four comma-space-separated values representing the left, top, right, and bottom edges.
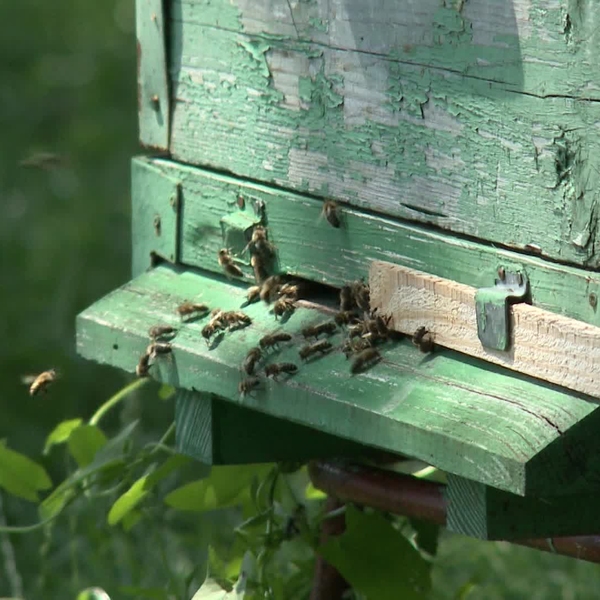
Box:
20, 375, 37, 385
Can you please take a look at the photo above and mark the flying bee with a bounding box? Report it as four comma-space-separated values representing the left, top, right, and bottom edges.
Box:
245, 225, 275, 258
220, 310, 252, 330
350, 348, 381, 374
412, 326, 435, 353
245, 285, 261, 305
218, 248, 244, 279
278, 282, 300, 300
135, 353, 152, 378
334, 310, 360, 327
320, 200, 341, 228
239, 376, 261, 397
147, 342, 172, 358
298, 339, 333, 361
340, 285, 353, 311
176, 302, 210, 320
265, 362, 298, 378
260, 276, 281, 303
243, 347, 262, 375
251, 254, 269, 284
273, 297, 295, 319
259, 331, 293, 350
148, 325, 177, 340
301, 321, 337, 339
25, 369, 58, 396
341, 337, 372, 359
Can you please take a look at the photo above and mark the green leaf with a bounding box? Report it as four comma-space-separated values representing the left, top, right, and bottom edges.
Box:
409, 518, 440, 556
209, 543, 245, 584
43, 418, 83, 455
0, 441, 52, 502
158, 384, 176, 400
108, 455, 189, 526
192, 576, 246, 600
165, 465, 270, 512
453, 580, 479, 600
119, 586, 171, 600
318, 506, 431, 600
68, 424, 108, 467
304, 481, 326, 501
121, 508, 143, 532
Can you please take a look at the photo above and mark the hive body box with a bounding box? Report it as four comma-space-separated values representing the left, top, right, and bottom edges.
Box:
77, 0, 600, 541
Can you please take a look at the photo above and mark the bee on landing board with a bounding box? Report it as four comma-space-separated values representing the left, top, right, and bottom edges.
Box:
243, 347, 262, 376
176, 302, 209, 321
239, 376, 261, 397
301, 321, 337, 339
298, 340, 333, 361
265, 362, 298, 379
350, 348, 381, 374
259, 332, 293, 350
273, 297, 295, 319
260, 276, 281, 303
412, 326, 435, 353
24, 369, 58, 396
136, 353, 152, 378
148, 325, 177, 340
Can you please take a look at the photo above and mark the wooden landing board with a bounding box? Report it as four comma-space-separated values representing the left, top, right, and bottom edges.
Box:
370, 261, 600, 399
76, 264, 600, 497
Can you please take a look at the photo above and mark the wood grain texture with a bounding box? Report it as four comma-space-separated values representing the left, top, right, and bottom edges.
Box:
132, 157, 600, 331
446, 475, 600, 541
162, 0, 600, 266
175, 389, 366, 464
370, 261, 600, 398
76, 263, 600, 497
136, 0, 170, 149
132, 159, 180, 277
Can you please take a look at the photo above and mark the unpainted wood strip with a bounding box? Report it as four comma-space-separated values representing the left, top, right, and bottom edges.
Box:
370, 260, 600, 398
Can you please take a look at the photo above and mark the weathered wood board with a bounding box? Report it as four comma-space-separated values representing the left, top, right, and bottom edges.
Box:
370, 261, 600, 398
132, 157, 600, 331
76, 263, 600, 497
446, 475, 600, 541
158, 0, 600, 267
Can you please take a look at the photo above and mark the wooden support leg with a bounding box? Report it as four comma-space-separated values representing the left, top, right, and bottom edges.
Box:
310, 497, 350, 600
175, 390, 366, 465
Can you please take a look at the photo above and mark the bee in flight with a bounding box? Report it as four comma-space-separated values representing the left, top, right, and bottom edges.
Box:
23, 369, 58, 396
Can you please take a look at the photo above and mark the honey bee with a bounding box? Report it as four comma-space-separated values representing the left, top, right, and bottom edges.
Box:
245, 225, 275, 258
350, 348, 381, 374
412, 326, 434, 353
243, 347, 262, 375
221, 310, 252, 330
259, 332, 293, 350
251, 254, 269, 284
334, 310, 359, 326
301, 321, 337, 339
341, 337, 372, 359
361, 312, 391, 343
26, 369, 58, 396
147, 342, 172, 357
176, 302, 210, 320
321, 200, 341, 228
239, 376, 261, 396
265, 362, 298, 378
148, 325, 177, 340
201, 320, 223, 343
273, 297, 295, 319
278, 282, 300, 300
298, 340, 333, 361
136, 353, 152, 378
340, 285, 353, 311
260, 276, 281, 303
218, 248, 244, 278
351, 280, 370, 312
245, 285, 261, 304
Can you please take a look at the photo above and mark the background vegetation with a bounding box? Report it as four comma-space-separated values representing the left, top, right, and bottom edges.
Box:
2, 0, 600, 598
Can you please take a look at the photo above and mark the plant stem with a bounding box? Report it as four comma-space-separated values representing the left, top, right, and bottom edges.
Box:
89, 377, 149, 426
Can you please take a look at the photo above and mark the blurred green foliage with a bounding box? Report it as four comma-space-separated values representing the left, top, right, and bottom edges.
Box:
2, 0, 600, 598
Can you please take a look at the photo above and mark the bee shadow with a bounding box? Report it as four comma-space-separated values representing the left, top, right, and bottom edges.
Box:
181, 312, 210, 325
207, 331, 225, 350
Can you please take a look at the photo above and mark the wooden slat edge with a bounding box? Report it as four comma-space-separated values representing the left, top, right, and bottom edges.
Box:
370, 260, 600, 398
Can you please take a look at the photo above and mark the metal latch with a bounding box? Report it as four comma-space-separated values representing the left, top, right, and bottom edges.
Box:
475, 269, 529, 351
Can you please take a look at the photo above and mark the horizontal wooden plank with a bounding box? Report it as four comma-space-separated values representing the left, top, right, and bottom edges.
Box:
173, 0, 600, 99
369, 261, 600, 398
76, 263, 600, 496
132, 157, 600, 331
446, 475, 600, 541
175, 389, 365, 464
164, 5, 600, 266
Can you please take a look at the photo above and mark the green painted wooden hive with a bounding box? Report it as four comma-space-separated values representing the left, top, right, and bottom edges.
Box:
77, 0, 600, 542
